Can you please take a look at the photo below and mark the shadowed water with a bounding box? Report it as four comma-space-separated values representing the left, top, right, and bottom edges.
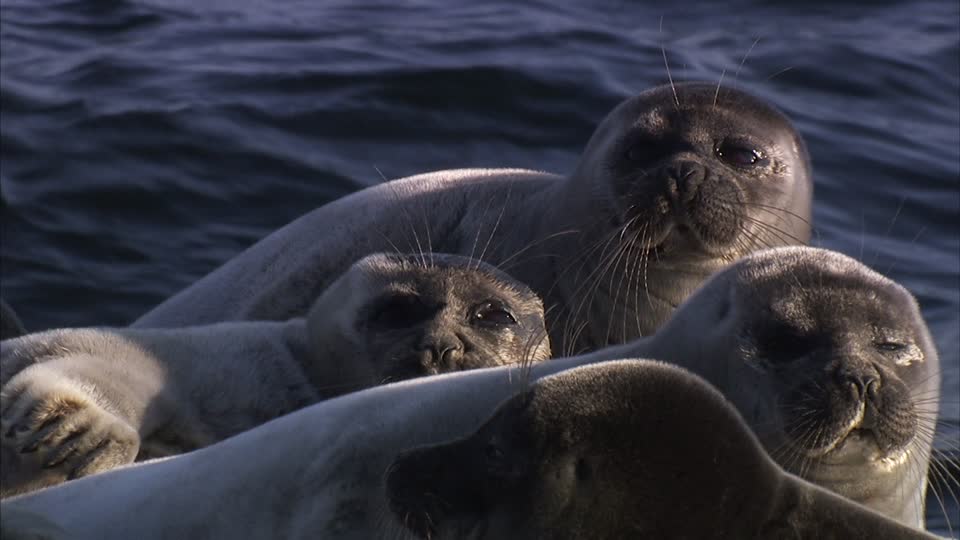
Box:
1, 0, 957, 534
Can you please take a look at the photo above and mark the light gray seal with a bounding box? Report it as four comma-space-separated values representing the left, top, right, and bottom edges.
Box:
135, 82, 814, 355
646, 246, 941, 527
0, 252, 550, 497
0, 247, 939, 539
386, 361, 939, 539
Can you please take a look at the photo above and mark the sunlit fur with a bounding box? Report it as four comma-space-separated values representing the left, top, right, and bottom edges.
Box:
650, 246, 947, 528
3, 247, 949, 539
134, 83, 812, 364
0, 252, 550, 498
386, 361, 939, 539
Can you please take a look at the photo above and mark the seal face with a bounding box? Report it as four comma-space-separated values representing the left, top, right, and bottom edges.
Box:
548, 81, 813, 351
652, 246, 940, 526
734, 249, 936, 524
596, 84, 809, 256
304, 252, 552, 396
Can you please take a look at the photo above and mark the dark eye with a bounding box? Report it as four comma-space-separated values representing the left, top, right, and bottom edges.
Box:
368, 294, 431, 329
716, 141, 765, 167
471, 300, 517, 327
756, 324, 821, 363
875, 341, 906, 353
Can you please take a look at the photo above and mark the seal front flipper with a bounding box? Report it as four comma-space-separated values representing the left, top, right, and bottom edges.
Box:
0, 365, 140, 498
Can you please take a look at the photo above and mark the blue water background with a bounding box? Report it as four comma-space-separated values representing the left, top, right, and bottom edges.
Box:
1, 0, 958, 533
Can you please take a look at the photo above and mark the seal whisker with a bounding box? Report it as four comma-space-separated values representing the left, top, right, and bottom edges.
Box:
374, 229, 406, 258
867, 196, 907, 267
497, 229, 581, 272
477, 186, 512, 268
659, 16, 680, 109
732, 199, 815, 227
713, 69, 726, 109
467, 186, 500, 269
603, 233, 635, 345
733, 36, 762, 87
764, 65, 795, 81
881, 226, 927, 276
558, 228, 624, 354
739, 213, 804, 246
925, 467, 957, 538
623, 233, 645, 340
381, 170, 429, 267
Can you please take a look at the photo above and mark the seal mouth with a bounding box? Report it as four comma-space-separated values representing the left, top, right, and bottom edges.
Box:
619, 165, 746, 256
800, 429, 913, 473
782, 402, 915, 467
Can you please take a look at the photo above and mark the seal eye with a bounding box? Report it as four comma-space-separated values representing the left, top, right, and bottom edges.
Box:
716, 141, 765, 168
368, 294, 431, 329
472, 300, 518, 327
875, 341, 906, 353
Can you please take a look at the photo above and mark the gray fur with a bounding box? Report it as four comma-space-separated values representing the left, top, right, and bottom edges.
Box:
135, 82, 814, 356
0, 247, 938, 538
647, 246, 940, 527
0, 253, 549, 497
387, 361, 938, 539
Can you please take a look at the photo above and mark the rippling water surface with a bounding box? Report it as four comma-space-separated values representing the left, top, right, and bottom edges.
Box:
1, 0, 958, 534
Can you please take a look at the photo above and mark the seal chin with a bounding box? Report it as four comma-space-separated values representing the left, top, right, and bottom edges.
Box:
783, 422, 915, 478
818, 430, 913, 468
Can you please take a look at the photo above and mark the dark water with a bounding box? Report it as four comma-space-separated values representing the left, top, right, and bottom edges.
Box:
1, 0, 958, 533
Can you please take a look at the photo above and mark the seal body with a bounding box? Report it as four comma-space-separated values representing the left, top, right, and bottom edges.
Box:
0, 247, 937, 538
0, 253, 549, 497
386, 361, 938, 540
136, 82, 814, 355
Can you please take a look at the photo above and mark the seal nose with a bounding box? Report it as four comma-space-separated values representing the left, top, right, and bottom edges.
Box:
838, 370, 881, 401
667, 160, 706, 203
420, 334, 464, 371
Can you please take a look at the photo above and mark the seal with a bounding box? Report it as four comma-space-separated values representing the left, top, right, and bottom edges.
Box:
135, 82, 813, 355
386, 361, 938, 539
0, 252, 550, 497
0, 247, 938, 538
1, 299, 26, 341
644, 246, 941, 527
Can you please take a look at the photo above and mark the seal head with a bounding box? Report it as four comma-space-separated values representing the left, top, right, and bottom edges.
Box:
546, 82, 813, 350
304, 253, 551, 397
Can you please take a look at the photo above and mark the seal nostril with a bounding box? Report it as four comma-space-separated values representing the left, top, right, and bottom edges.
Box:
840, 372, 880, 401
864, 375, 881, 399
439, 345, 461, 366
575, 457, 591, 482
426, 336, 464, 370
667, 160, 706, 202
